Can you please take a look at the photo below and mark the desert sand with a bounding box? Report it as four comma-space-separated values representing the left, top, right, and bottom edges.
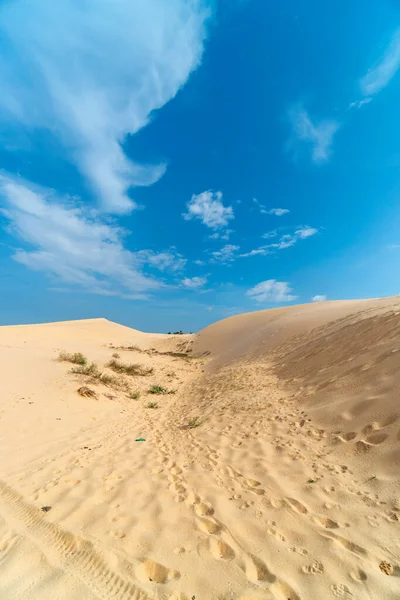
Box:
1, 297, 400, 599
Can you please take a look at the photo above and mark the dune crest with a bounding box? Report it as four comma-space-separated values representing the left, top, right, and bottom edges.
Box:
1, 298, 400, 599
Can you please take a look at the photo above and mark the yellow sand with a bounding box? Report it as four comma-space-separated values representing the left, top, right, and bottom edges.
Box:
1, 300, 400, 599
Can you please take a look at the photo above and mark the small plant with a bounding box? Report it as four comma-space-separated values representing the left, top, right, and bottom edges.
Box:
112, 352, 120, 358
71, 363, 99, 376
77, 386, 97, 398
149, 385, 176, 395
307, 478, 317, 484
188, 416, 202, 429
106, 359, 153, 377
146, 401, 158, 409
58, 351, 87, 366
98, 373, 120, 386
129, 391, 141, 400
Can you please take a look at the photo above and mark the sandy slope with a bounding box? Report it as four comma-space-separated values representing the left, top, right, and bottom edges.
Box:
1, 302, 400, 600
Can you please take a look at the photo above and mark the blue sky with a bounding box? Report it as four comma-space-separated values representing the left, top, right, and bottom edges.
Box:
0, 0, 400, 332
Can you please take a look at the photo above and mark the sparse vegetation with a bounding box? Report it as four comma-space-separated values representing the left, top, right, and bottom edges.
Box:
146, 401, 158, 409
106, 358, 153, 377
109, 344, 142, 352
112, 352, 120, 358
98, 372, 120, 386
188, 416, 203, 428
129, 391, 141, 400
58, 351, 87, 366
71, 362, 124, 389
149, 385, 176, 395
71, 363, 99, 376
77, 386, 97, 398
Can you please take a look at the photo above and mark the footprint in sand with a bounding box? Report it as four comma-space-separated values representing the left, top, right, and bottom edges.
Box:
197, 518, 221, 534
330, 583, 353, 598
322, 531, 367, 557
285, 497, 309, 515
244, 554, 275, 584
195, 502, 214, 517
314, 515, 339, 529
350, 568, 367, 582
302, 561, 324, 575
366, 432, 388, 445
209, 537, 235, 560
337, 432, 357, 442
137, 558, 179, 583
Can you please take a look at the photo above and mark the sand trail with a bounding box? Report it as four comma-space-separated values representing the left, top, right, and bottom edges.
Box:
1, 301, 400, 599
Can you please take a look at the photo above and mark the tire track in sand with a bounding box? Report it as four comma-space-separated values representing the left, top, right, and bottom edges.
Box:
0, 479, 149, 600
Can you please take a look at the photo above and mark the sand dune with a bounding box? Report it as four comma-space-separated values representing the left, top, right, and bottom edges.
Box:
1, 300, 400, 599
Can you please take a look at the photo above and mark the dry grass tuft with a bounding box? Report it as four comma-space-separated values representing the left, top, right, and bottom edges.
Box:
106, 358, 153, 377
77, 386, 97, 398
58, 351, 87, 366
71, 363, 99, 376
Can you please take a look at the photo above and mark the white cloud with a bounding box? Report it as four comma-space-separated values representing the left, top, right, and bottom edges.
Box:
242, 226, 318, 257
183, 190, 234, 229
312, 295, 327, 302
210, 244, 239, 264
135, 249, 186, 272
209, 228, 234, 240
360, 28, 400, 96
295, 226, 318, 239
288, 106, 340, 164
240, 248, 269, 257
193, 259, 206, 266
262, 230, 278, 240
0, 0, 209, 213
181, 276, 207, 289
253, 198, 268, 214
0, 174, 179, 297
267, 208, 289, 216
348, 98, 372, 110
246, 280, 297, 303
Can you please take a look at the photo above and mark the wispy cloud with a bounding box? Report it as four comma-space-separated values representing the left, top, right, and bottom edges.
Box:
288, 106, 340, 164
210, 244, 240, 264
181, 276, 207, 289
311, 294, 327, 302
267, 208, 289, 216
295, 226, 318, 239
262, 230, 278, 240
348, 98, 372, 110
209, 228, 234, 240
246, 280, 296, 303
241, 225, 318, 257
135, 249, 186, 272
0, 174, 188, 297
183, 190, 234, 229
360, 28, 400, 96
252, 200, 289, 217
0, 0, 209, 213
253, 198, 268, 214
240, 248, 270, 258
